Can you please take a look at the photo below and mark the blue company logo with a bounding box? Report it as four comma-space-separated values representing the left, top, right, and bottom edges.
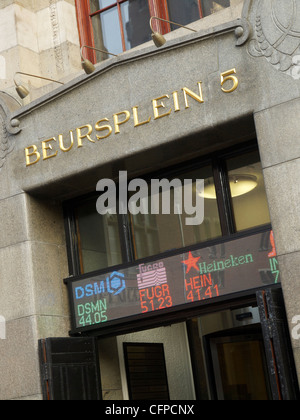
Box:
106, 271, 126, 296
75, 271, 126, 300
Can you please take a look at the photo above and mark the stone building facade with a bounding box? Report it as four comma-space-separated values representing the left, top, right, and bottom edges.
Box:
0, 0, 299, 400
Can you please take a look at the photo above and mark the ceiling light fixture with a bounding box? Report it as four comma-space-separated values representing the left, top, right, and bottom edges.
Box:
199, 175, 258, 199
150, 16, 197, 48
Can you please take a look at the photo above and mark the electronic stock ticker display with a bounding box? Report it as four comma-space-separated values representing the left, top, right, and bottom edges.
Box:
66, 230, 279, 334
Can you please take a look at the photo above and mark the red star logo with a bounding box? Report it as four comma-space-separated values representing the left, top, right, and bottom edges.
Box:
182, 252, 200, 274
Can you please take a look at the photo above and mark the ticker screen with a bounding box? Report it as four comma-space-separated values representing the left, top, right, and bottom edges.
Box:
67, 229, 279, 333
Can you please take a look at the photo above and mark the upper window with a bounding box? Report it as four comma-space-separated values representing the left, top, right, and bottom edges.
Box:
76, 0, 230, 62
64, 144, 271, 276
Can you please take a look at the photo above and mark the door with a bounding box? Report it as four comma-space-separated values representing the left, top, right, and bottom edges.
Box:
190, 288, 299, 400
39, 337, 102, 400
208, 329, 271, 400
257, 288, 300, 400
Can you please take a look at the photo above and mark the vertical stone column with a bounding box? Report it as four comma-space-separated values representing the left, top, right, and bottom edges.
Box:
0, 97, 70, 400
255, 98, 300, 384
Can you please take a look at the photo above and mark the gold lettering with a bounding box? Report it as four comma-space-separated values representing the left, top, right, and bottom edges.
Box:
182, 82, 204, 108
132, 106, 151, 127
95, 118, 113, 140
220, 69, 238, 93
113, 111, 131, 134
152, 95, 172, 120
24, 74, 236, 167
42, 138, 58, 160
172, 91, 180, 112
76, 124, 95, 147
25, 145, 41, 167
58, 131, 74, 152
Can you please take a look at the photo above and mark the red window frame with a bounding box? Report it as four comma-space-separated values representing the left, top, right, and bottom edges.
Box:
75, 0, 204, 64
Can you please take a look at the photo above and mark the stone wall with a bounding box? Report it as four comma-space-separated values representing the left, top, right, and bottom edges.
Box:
0, 0, 81, 102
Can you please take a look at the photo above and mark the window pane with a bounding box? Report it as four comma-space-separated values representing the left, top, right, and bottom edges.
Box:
166, 0, 200, 29
99, 0, 116, 8
76, 198, 123, 273
130, 166, 222, 260
201, 0, 230, 18
226, 151, 271, 232
91, 7, 123, 57
90, 0, 116, 14
121, 0, 152, 50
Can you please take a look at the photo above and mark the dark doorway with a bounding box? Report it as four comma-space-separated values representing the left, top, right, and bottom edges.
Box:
123, 343, 170, 400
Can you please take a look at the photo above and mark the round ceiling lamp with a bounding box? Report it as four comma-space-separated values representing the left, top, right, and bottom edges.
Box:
199, 175, 258, 199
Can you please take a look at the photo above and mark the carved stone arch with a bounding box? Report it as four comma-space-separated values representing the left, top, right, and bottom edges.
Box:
0, 92, 21, 170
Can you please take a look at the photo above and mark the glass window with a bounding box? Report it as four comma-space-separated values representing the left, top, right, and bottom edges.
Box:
67, 146, 271, 275
90, 0, 152, 56
90, 0, 115, 12
76, 198, 123, 273
121, 0, 152, 50
130, 166, 222, 260
201, 0, 230, 18
226, 151, 271, 232
91, 6, 124, 57
78, 0, 231, 63
167, 0, 201, 29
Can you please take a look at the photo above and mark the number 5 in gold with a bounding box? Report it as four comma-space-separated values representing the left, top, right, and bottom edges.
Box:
220, 68, 239, 93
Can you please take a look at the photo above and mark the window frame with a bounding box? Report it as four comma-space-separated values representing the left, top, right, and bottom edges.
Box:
75, 0, 205, 63
89, 0, 130, 53
63, 140, 272, 277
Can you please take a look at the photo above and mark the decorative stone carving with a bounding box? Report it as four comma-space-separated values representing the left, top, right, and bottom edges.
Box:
0, 93, 21, 170
248, 0, 300, 80
49, 0, 65, 74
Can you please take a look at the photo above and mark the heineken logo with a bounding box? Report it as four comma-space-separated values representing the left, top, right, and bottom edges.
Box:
198, 253, 254, 275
